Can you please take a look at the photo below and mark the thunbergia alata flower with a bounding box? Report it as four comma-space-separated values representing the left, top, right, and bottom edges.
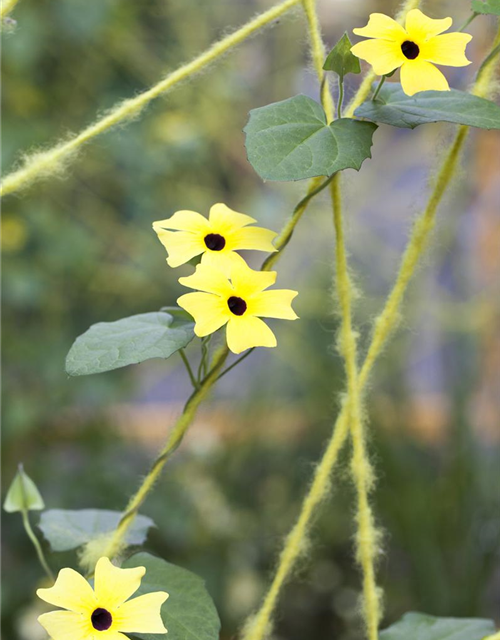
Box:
177, 260, 298, 354
153, 203, 278, 273
351, 9, 472, 96
37, 557, 168, 639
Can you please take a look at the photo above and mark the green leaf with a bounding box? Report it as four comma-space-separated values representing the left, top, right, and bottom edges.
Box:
323, 32, 361, 80
39, 509, 155, 552
3, 464, 45, 513
355, 83, 500, 129
472, 0, 500, 15
244, 94, 377, 181
66, 309, 195, 376
124, 552, 221, 640
380, 612, 496, 640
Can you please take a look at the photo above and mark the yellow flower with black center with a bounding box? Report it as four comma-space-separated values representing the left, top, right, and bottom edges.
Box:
153, 203, 278, 273
37, 557, 168, 640
351, 9, 472, 96
177, 261, 298, 354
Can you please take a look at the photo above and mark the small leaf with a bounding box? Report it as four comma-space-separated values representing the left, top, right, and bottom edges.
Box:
323, 32, 361, 80
380, 612, 496, 640
244, 94, 377, 181
4, 465, 45, 513
471, 0, 500, 15
39, 509, 155, 552
66, 309, 195, 376
124, 552, 221, 640
355, 83, 500, 129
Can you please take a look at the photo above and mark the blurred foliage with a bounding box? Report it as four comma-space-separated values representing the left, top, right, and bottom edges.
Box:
2, 1, 500, 639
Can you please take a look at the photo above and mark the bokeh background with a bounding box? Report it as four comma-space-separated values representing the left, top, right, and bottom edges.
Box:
2, 0, 500, 638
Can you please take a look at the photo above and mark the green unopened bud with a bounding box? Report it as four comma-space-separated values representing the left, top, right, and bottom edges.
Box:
323, 32, 361, 81
4, 464, 45, 513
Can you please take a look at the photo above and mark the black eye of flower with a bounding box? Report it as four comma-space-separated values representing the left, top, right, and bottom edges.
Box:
91, 608, 113, 631
204, 233, 226, 251
401, 40, 420, 60
227, 296, 247, 316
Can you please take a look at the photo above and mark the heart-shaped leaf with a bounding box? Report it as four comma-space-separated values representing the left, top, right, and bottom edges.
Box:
124, 552, 221, 640
39, 509, 155, 552
355, 83, 500, 129
244, 94, 377, 181
66, 309, 195, 376
380, 612, 496, 640
472, 0, 500, 15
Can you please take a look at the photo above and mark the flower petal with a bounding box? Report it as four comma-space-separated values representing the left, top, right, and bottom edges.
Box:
351, 38, 405, 75
153, 210, 210, 233
248, 289, 299, 319
421, 32, 472, 67
179, 263, 233, 296
228, 226, 278, 252
38, 611, 90, 640
177, 292, 229, 337
155, 230, 205, 268
400, 59, 449, 96
200, 247, 246, 276
405, 9, 452, 42
230, 260, 277, 298
114, 592, 169, 634
352, 13, 406, 41
37, 568, 96, 613
226, 316, 277, 353
209, 203, 256, 233
94, 557, 145, 610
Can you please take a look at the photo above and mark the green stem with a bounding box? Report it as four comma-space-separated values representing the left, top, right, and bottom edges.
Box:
477, 42, 500, 80
262, 174, 335, 271
21, 510, 54, 581
215, 348, 255, 382
459, 11, 479, 32
102, 345, 229, 559
179, 349, 198, 389
337, 76, 344, 119
371, 75, 386, 101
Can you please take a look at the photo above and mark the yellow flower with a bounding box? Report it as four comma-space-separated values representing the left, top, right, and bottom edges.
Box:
37, 557, 168, 640
177, 261, 298, 354
351, 9, 472, 96
153, 203, 278, 273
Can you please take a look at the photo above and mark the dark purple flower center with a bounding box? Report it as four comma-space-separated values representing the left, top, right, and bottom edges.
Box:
227, 296, 247, 316
204, 233, 226, 251
401, 40, 420, 59
91, 608, 113, 631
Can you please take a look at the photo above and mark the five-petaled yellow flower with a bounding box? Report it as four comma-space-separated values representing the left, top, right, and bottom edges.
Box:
351, 9, 472, 96
37, 557, 168, 640
177, 261, 298, 354
153, 203, 278, 273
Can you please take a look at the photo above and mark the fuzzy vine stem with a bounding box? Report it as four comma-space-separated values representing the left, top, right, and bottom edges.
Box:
1, 0, 301, 197
330, 176, 382, 639
101, 344, 230, 560
240, 7, 500, 640
0, 0, 20, 19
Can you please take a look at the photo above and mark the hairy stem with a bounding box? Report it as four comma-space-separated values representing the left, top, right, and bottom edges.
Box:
0, 0, 20, 19
101, 345, 229, 560
1, 0, 301, 197
330, 178, 382, 639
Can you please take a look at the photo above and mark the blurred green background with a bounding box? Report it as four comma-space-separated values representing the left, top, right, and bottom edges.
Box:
2, 0, 500, 638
